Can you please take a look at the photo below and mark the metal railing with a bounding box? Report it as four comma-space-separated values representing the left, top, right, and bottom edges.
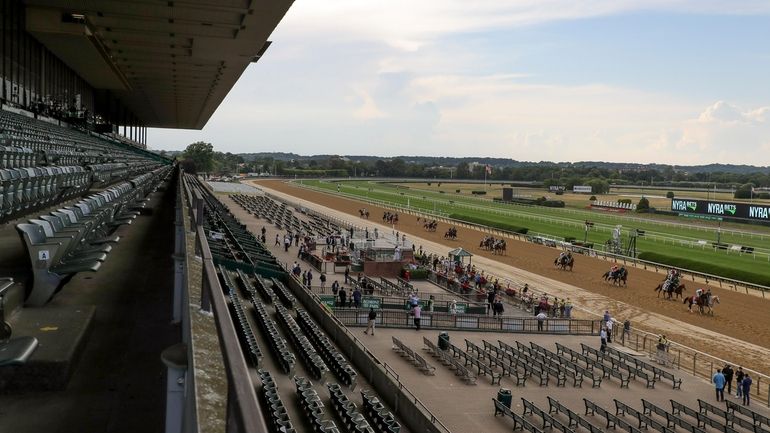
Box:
332, 308, 603, 335
182, 173, 270, 433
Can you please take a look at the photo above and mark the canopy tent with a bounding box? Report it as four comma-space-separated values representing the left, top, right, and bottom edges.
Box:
448, 247, 473, 265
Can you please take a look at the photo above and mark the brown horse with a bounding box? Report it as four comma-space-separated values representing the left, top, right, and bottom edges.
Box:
654, 283, 686, 300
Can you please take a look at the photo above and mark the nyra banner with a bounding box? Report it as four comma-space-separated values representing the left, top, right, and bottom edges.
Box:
671, 198, 770, 221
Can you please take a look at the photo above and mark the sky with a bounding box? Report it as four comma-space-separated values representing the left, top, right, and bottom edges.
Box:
148, 1, 770, 165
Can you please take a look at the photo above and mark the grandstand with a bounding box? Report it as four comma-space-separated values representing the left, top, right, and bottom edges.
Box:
3, 1, 770, 433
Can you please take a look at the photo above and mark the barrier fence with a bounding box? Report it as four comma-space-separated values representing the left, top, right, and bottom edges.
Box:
332, 309, 604, 335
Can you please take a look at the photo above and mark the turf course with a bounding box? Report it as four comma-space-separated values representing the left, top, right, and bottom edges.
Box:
295, 179, 770, 286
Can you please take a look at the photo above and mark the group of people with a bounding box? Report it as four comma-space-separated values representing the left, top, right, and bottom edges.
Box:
713, 365, 753, 406
532, 295, 574, 319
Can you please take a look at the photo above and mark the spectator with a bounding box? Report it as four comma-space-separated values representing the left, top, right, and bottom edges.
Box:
363, 308, 377, 335
306, 270, 313, 288
426, 295, 435, 312
487, 291, 496, 315
564, 298, 573, 318
605, 319, 613, 343
352, 287, 362, 308
536, 311, 547, 331
319, 273, 326, 292
600, 327, 607, 352
735, 367, 745, 399
344, 265, 350, 284
741, 374, 752, 406
713, 369, 725, 402
603, 310, 611, 324
338, 288, 347, 308
274, 234, 280, 246
413, 304, 422, 331
722, 364, 734, 396
331, 280, 340, 296
623, 320, 631, 342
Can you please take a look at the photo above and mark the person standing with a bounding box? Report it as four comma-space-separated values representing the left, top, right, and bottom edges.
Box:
536, 311, 547, 331
319, 273, 327, 292
364, 308, 377, 335
623, 320, 631, 343
331, 280, 340, 297
413, 304, 422, 331
600, 327, 607, 352
713, 369, 726, 402
605, 319, 613, 343
722, 365, 734, 396
344, 265, 350, 284
338, 288, 347, 308
352, 286, 362, 308
306, 270, 313, 288
741, 374, 752, 406
735, 367, 745, 399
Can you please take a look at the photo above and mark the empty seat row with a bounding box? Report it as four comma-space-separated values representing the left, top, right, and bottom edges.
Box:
0, 166, 91, 222
16, 166, 171, 306
257, 369, 296, 433
251, 300, 296, 375
274, 303, 329, 380
294, 376, 340, 433
296, 309, 357, 388
0, 146, 37, 168
360, 391, 401, 433
270, 278, 295, 308
219, 268, 262, 367
328, 383, 374, 433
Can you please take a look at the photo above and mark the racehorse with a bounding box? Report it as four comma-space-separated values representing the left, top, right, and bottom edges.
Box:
654, 283, 686, 300
423, 220, 438, 232
444, 227, 457, 240
683, 294, 720, 315
554, 255, 574, 271
602, 268, 628, 286
493, 239, 507, 255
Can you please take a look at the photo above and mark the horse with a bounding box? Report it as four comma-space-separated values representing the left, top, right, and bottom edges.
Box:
654, 283, 686, 300
554, 255, 574, 271
493, 240, 507, 255
684, 294, 720, 315
444, 227, 457, 240
602, 268, 627, 286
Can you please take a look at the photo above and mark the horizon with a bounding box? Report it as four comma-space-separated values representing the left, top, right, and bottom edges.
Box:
148, 2, 770, 165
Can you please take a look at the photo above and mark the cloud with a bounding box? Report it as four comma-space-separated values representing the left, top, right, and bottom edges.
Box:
279, 1, 770, 50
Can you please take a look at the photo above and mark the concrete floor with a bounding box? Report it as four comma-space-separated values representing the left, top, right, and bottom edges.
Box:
0, 180, 178, 433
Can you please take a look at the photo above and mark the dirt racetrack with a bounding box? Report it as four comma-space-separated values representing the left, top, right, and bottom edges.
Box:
254, 180, 770, 375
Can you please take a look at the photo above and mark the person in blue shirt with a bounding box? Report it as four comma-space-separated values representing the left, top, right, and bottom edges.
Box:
712, 369, 726, 402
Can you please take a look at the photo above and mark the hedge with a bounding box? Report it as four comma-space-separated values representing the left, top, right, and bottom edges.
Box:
402, 267, 429, 279
471, 190, 487, 195
448, 213, 528, 234
637, 252, 770, 287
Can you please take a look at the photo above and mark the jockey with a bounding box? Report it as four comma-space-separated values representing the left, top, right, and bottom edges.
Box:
610, 264, 619, 277
695, 288, 703, 297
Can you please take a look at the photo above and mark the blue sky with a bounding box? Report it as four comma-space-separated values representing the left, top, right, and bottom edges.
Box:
149, 1, 770, 165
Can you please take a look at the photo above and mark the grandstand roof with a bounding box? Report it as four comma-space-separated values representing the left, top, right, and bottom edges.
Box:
23, 0, 293, 129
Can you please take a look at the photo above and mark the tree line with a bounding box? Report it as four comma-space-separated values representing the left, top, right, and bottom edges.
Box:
176, 142, 770, 197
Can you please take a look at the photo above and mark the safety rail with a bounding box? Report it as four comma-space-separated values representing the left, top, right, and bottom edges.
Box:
182, 173, 270, 433
332, 308, 602, 335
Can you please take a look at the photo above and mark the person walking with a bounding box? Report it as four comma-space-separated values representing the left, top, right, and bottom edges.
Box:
306, 270, 313, 288
331, 280, 340, 297
713, 369, 726, 402
606, 319, 613, 343
741, 374, 752, 406
363, 308, 377, 335
722, 365, 734, 396
622, 320, 631, 343
412, 304, 422, 331
352, 286, 362, 309
274, 234, 280, 246
735, 367, 745, 399
344, 265, 350, 284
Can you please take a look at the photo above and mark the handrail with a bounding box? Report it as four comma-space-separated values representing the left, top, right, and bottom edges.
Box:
183, 173, 270, 433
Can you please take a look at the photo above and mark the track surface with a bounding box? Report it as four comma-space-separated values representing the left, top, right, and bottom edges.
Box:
254, 180, 770, 376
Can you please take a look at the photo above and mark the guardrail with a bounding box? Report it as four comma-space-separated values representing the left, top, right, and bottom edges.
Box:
182, 174, 270, 433
333, 308, 602, 335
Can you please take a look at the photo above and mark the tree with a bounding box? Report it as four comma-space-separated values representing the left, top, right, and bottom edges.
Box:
637, 197, 650, 211
734, 183, 754, 199
181, 141, 214, 174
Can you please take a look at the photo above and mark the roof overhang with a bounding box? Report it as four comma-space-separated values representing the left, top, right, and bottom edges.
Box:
23, 0, 294, 129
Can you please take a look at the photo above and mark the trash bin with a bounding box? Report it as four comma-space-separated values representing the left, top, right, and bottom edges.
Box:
438, 332, 449, 350
497, 388, 512, 409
